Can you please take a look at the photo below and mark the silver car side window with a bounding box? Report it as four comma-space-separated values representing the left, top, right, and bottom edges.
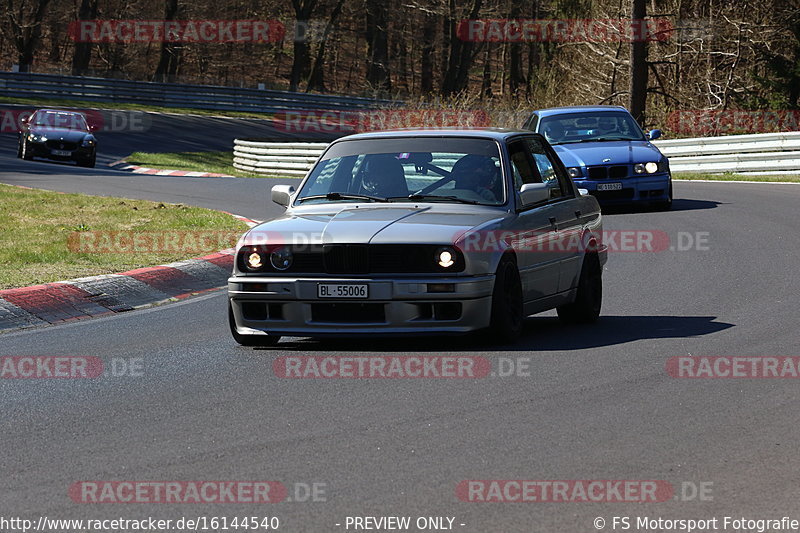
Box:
524, 138, 567, 200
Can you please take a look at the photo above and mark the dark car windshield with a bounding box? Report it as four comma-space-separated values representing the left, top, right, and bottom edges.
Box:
539, 111, 645, 145
31, 111, 89, 131
295, 137, 505, 206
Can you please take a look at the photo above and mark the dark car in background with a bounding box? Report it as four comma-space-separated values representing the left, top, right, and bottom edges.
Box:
18, 109, 97, 168
523, 105, 672, 210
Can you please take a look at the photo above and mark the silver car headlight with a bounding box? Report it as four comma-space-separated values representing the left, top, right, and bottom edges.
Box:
28, 134, 47, 143
269, 247, 293, 271
436, 247, 456, 268
245, 250, 265, 270
567, 167, 582, 178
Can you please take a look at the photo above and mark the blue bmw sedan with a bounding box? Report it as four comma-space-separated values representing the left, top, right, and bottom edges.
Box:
523, 105, 672, 209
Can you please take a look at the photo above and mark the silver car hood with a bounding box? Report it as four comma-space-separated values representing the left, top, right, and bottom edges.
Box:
241, 205, 507, 247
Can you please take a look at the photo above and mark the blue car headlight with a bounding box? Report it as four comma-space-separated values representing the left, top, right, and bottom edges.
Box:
566, 167, 582, 178
635, 162, 660, 174
82, 138, 96, 147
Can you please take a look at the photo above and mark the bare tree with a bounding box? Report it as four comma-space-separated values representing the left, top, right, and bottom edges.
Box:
3, 0, 52, 72
71, 0, 98, 76
289, 0, 317, 91
628, 0, 648, 123
153, 0, 183, 82
365, 0, 391, 93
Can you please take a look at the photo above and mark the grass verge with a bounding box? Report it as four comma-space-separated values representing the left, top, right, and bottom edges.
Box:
0, 183, 249, 289
673, 172, 800, 183
125, 150, 290, 179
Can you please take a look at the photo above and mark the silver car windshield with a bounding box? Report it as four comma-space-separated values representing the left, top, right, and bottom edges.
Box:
540, 111, 645, 145
296, 137, 505, 206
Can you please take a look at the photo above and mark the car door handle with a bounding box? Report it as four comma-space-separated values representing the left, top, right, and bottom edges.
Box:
548, 216, 557, 229
575, 210, 582, 219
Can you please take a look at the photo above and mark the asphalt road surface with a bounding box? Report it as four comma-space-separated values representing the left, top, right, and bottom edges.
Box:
2, 116, 800, 532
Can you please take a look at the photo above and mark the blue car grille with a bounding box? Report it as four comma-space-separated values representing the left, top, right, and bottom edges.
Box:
587, 166, 628, 179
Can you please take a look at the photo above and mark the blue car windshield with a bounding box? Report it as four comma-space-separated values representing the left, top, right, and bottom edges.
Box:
296, 137, 505, 206
539, 111, 645, 145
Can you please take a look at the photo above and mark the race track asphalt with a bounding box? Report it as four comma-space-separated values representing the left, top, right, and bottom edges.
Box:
1, 114, 799, 532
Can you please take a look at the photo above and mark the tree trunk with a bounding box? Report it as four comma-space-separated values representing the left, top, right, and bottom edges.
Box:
153, 0, 182, 82
508, 3, 525, 96
420, 12, 436, 94
365, 0, 391, 93
441, 0, 482, 96
289, 0, 317, 92
629, 0, 648, 124
6, 0, 52, 72
71, 0, 97, 76
307, 0, 346, 93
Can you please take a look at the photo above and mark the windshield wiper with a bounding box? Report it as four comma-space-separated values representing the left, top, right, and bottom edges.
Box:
298, 192, 388, 203
388, 194, 481, 205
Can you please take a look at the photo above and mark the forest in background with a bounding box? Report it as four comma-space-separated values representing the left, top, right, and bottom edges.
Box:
2, 0, 800, 131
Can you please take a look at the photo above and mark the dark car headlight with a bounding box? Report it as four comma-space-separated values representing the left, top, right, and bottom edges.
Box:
566, 167, 582, 178
81, 138, 96, 147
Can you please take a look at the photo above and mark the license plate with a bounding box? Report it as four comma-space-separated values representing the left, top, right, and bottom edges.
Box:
597, 182, 623, 191
317, 283, 368, 299
51, 150, 72, 156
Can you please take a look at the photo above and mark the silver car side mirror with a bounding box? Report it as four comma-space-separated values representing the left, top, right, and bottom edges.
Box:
519, 182, 550, 206
271, 184, 295, 207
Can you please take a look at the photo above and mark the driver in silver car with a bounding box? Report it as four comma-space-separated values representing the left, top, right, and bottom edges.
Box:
452, 154, 500, 202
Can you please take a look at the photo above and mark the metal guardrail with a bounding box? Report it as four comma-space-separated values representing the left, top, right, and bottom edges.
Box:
0, 72, 398, 114
235, 131, 800, 178
654, 132, 800, 175
233, 140, 328, 176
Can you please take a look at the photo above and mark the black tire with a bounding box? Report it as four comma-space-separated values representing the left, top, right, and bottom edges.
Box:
21, 139, 32, 160
229, 303, 281, 347
78, 154, 96, 168
653, 182, 673, 211
557, 253, 602, 324
488, 256, 524, 344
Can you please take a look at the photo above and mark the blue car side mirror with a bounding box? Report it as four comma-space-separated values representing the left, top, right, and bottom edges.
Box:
648, 129, 662, 140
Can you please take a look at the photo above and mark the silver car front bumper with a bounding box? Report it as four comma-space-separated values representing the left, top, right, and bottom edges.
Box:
228, 275, 495, 336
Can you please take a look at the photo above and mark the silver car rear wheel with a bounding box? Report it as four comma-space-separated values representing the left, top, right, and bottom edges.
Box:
557, 253, 602, 324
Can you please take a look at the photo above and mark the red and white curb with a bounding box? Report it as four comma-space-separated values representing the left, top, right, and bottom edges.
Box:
0, 214, 260, 333
110, 160, 234, 178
